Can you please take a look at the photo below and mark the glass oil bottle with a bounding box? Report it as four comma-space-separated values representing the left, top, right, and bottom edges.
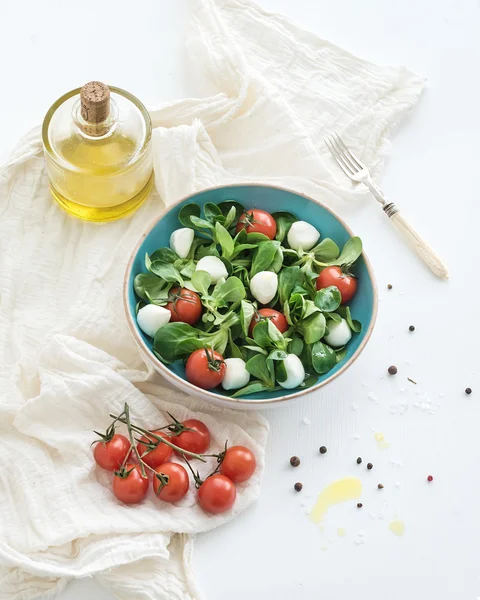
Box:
42, 81, 153, 222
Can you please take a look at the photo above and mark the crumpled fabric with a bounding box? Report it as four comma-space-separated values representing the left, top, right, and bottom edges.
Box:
0, 0, 424, 598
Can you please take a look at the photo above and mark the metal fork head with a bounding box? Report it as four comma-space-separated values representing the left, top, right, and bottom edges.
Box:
324, 132, 369, 183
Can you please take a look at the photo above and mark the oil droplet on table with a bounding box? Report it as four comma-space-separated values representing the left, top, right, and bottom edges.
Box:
374, 432, 390, 450
337, 527, 347, 537
310, 477, 362, 524
388, 519, 406, 536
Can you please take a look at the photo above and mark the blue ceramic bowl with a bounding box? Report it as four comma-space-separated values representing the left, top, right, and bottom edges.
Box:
124, 184, 377, 409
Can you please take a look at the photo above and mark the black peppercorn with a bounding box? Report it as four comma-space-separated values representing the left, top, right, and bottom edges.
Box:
409, 325, 415, 332
465, 387, 472, 395
388, 365, 398, 375
387, 284, 393, 290
377, 483, 384, 489
357, 502, 363, 508
367, 462, 373, 470
294, 482, 303, 492
290, 456, 300, 467
356, 457, 362, 464
319, 446, 327, 454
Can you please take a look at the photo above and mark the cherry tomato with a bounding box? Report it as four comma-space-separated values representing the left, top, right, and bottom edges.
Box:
249, 308, 288, 337
137, 430, 173, 468
113, 464, 149, 504
185, 348, 226, 390
172, 419, 211, 455
316, 266, 357, 304
235, 209, 277, 240
93, 434, 131, 471
166, 287, 202, 325
197, 474, 236, 514
153, 462, 190, 503
220, 446, 256, 483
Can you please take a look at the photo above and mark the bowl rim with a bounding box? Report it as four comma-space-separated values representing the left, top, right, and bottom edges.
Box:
123, 183, 378, 406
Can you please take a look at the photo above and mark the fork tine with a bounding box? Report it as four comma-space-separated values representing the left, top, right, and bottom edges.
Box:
325, 137, 352, 177
329, 133, 361, 174
325, 136, 356, 178
333, 132, 364, 171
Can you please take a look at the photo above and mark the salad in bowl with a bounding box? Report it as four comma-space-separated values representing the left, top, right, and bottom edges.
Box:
125, 185, 377, 407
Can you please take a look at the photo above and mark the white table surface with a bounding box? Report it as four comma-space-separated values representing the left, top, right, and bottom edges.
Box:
2, 1, 479, 599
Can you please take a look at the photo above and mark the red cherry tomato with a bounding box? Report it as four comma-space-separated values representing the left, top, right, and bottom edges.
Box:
166, 287, 202, 325
197, 474, 236, 514
153, 463, 189, 503
173, 419, 211, 455
93, 434, 131, 471
113, 464, 149, 504
235, 209, 277, 240
249, 308, 288, 337
220, 446, 257, 483
185, 348, 226, 390
316, 266, 357, 304
137, 430, 173, 469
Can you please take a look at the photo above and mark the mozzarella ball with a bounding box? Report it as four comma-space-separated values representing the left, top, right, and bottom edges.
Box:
170, 227, 194, 259
324, 318, 352, 348
137, 304, 171, 338
221, 358, 251, 390
195, 256, 228, 284
250, 271, 278, 304
287, 221, 320, 251
278, 354, 305, 389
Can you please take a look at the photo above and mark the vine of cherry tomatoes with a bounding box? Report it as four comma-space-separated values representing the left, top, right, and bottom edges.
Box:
92, 403, 256, 514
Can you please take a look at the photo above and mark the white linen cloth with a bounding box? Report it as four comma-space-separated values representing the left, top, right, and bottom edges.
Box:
0, 0, 424, 598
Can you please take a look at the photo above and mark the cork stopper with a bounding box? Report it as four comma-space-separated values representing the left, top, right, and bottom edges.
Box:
80, 81, 110, 124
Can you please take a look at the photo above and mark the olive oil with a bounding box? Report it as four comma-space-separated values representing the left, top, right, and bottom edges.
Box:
310, 476, 362, 524
43, 82, 153, 222
389, 519, 406, 536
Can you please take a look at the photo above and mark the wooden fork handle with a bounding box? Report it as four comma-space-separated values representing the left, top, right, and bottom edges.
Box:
383, 203, 449, 279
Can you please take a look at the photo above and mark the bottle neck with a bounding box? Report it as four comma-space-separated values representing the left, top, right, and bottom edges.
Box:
72, 97, 118, 138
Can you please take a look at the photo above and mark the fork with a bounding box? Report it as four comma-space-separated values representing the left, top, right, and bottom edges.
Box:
325, 133, 449, 279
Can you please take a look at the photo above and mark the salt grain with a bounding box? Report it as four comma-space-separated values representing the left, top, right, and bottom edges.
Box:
379, 503, 388, 520
302, 417, 311, 426
355, 532, 366, 546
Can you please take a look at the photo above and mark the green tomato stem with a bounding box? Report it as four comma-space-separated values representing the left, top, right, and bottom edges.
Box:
109, 412, 207, 463
123, 403, 147, 478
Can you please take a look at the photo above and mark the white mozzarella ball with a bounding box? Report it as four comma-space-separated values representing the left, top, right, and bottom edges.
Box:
287, 221, 320, 251
221, 358, 251, 390
324, 318, 352, 348
137, 304, 171, 338
278, 354, 306, 389
170, 228, 194, 259
250, 271, 278, 304
195, 256, 228, 284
